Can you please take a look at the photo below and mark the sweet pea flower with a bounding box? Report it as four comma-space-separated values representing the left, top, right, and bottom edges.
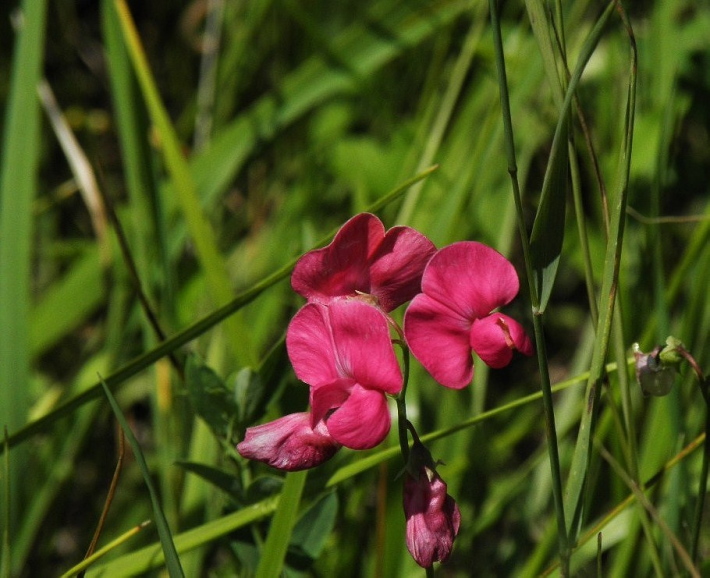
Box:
237, 412, 340, 471
291, 213, 436, 312
404, 241, 533, 389
287, 299, 402, 450
403, 437, 461, 568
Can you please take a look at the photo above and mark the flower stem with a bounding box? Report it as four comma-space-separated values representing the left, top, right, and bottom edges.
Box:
488, 0, 568, 573
396, 343, 412, 464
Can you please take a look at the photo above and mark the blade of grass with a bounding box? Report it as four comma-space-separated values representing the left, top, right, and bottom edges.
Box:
488, 0, 567, 571
0, 0, 49, 535
597, 444, 698, 577
564, 0, 637, 545
112, 0, 254, 367
37, 79, 109, 258
60, 521, 151, 578
2, 429, 9, 578
100, 378, 185, 577
101, 0, 165, 309
255, 471, 308, 578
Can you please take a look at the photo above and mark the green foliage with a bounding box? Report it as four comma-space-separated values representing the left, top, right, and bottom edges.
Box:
2, 0, 710, 576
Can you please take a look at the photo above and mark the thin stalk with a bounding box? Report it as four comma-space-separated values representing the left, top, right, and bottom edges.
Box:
395, 338, 412, 463
674, 347, 709, 563
78, 430, 125, 578
598, 444, 698, 577
691, 396, 709, 565
488, 0, 568, 572
542, 431, 707, 576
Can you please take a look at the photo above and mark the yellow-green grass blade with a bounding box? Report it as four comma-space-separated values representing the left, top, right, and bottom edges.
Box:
112, 0, 254, 367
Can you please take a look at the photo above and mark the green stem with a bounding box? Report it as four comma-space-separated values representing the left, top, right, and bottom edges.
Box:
691, 397, 709, 566
677, 347, 709, 564
488, 0, 568, 572
395, 342, 411, 464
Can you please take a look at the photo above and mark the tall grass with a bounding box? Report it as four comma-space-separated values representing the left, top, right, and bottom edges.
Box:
1, 0, 710, 576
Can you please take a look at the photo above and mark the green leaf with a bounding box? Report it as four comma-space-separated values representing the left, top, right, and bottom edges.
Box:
290, 492, 338, 560
174, 461, 242, 498
185, 355, 238, 439
526, 1, 616, 314
233, 367, 267, 427
529, 127, 569, 313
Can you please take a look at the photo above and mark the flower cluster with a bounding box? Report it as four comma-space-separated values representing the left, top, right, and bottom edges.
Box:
238, 213, 436, 470
237, 212, 533, 567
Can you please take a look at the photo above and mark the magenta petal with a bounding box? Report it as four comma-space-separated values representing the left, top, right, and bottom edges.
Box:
369, 226, 436, 311
404, 469, 461, 568
470, 313, 533, 369
404, 294, 474, 389
290, 213, 384, 302
310, 378, 353, 424
286, 303, 340, 387
237, 413, 340, 471
327, 300, 403, 394
325, 385, 391, 450
421, 242, 520, 319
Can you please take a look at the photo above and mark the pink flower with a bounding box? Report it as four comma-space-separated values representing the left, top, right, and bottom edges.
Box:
403, 442, 461, 568
291, 213, 436, 312
287, 299, 402, 450
237, 412, 340, 471
404, 241, 533, 389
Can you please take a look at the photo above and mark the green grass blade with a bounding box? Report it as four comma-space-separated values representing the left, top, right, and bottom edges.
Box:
2, 429, 9, 578
111, 0, 254, 367
101, 0, 161, 293
100, 379, 184, 577
29, 247, 104, 356
0, 0, 49, 535
564, 3, 637, 543
88, 497, 280, 576
529, 1, 616, 313
255, 470, 308, 578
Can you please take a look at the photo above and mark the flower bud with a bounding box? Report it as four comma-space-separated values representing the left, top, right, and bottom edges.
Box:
633, 343, 678, 397
402, 439, 460, 567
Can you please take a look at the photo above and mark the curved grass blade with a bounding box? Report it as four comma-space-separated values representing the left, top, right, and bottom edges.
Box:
100, 379, 184, 577
59, 521, 151, 578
